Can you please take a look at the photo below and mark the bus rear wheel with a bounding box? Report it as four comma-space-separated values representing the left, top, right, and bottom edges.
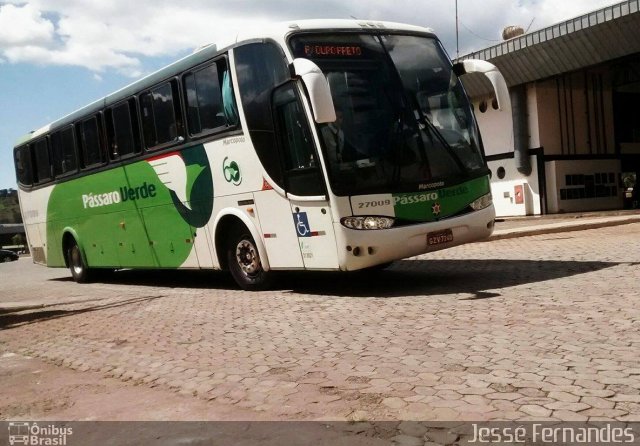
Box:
227, 230, 272, 291
68, 242, 93, 283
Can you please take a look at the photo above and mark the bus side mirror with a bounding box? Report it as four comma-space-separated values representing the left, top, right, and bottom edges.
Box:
292, 58, 336, 124
454, 59, 511, 111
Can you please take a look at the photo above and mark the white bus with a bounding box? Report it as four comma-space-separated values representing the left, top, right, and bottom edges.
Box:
13, 20, 509, 290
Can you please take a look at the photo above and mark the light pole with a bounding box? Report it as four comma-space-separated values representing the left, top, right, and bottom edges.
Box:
455, 0, 460, 59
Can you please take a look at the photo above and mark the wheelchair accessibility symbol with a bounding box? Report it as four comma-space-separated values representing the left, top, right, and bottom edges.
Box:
293, 212, 311, 238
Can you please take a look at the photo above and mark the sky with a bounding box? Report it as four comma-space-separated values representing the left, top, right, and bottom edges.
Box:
0, 0, 621, 189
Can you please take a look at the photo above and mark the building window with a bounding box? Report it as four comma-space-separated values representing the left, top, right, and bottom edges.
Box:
561, 172, 618, 200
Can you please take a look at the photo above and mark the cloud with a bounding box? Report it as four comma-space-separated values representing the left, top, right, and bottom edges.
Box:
3, 43, 143, 76
0, 0, 620, 75
0, 3, 54, 46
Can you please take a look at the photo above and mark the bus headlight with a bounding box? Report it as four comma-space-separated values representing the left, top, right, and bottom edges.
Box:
470, 193, 493, 211
341, 216, 395, 230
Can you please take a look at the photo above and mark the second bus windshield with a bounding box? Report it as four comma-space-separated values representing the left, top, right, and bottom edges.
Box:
289, 33, 486, 196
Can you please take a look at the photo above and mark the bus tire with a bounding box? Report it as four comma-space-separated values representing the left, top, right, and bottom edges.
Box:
227, 229, 272, 291
68, 242, 94, 283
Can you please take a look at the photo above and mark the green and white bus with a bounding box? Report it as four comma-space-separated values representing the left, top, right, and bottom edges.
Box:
13, 20, 510, 290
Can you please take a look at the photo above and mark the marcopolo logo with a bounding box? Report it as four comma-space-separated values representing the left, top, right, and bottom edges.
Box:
82, 182, 158, 209
8, 422, 73, 446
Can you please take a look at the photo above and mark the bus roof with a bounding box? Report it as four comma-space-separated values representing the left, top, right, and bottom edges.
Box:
18, 19, 434, 146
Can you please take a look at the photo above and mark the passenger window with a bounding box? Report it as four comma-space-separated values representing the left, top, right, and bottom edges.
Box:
51, 127, 77, 177
140, 81, 182, 149
222, 69, 239, 126
79, 116, 104, 168
235, 42, 290, 188
184, 60, 236, 135
184, 64, 223, 134
14, 146, 33, 186
32, 138, 52, 183
107, 100, 141, 159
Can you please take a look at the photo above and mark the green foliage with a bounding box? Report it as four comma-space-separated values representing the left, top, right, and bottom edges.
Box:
0, 195, 22, 224
11, 233, 25, 246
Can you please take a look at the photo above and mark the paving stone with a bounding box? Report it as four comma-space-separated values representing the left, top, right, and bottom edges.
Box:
397, 421, 428, 438
581, 396, 615, 409
582, 408, 629, 418
611, 394, 640, 403
485, 392, 522, 401
391, 435, 423, 446
544, 402, 591, 412
547, 391, 580, 403
520, 405, 552, 417
383, 397, 407, 410
2, 224, 640, 422
552, 410, 589, 421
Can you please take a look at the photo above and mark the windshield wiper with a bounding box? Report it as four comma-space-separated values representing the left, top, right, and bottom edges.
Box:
409, 98, 469, 175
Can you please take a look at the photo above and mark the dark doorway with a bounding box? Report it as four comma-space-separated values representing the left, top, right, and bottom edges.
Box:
613, 56, 640, 209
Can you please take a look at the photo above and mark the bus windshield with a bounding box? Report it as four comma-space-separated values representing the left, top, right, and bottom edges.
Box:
289, 33, 486, 196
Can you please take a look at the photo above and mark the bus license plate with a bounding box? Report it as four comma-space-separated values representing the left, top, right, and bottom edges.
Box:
427, 229, 454, 246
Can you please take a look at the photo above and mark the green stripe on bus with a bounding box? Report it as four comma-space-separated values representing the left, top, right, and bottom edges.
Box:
45, 145, 213, 269
392, 176, 490, 222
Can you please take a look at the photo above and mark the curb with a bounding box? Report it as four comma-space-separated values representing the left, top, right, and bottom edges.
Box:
487, 216, 640, 241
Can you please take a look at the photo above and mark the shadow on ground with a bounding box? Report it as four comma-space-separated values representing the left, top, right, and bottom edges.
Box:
284, 259, 621, 298
0, 296, 163, 330
0, 259, 623, 330
48, 258, 621, 299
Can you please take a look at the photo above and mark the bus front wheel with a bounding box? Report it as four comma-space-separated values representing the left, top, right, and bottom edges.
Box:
227, 230, 272, 291
68, 242, 93, 283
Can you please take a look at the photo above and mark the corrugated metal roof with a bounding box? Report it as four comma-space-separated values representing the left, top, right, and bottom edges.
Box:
0, 224, 24, 235
459, 0, 640, 97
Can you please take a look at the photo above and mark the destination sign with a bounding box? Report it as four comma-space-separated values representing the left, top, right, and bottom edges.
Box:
303, 45, 363, 58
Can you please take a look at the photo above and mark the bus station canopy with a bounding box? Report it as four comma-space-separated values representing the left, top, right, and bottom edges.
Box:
459, 0, 640, 97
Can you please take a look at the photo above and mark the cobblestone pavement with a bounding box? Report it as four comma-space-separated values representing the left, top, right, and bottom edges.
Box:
1, 224, 639, 422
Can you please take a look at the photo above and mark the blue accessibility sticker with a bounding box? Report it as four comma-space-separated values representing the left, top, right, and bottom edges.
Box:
293, 212, 312, 238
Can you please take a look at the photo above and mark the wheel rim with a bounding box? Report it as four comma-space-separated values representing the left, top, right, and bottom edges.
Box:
235, 239, 260, 277
71, 247, 84, 276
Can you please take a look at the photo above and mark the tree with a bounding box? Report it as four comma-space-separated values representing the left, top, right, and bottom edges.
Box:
11, 233, 24, 246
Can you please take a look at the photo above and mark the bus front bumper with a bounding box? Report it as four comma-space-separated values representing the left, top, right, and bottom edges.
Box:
334, 205, 496, 271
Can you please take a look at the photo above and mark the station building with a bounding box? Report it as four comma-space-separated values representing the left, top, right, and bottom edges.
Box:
460, 0, 640, 216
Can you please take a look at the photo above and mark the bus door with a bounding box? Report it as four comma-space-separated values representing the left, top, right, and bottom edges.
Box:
273, 83, 339, 269
106, 99, 171, 268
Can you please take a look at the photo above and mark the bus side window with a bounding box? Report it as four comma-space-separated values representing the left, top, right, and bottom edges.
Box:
184, 60, 234, 136
222, 68, 239, 126
140, 80, 183, 150
51, 126, 78, 177
14, 145, 33, 186
107, 100, 141, 159
79, 116, 105, 168
32, 138, 52, 184
234, 42, 290, 189
273, 83, 325, 197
